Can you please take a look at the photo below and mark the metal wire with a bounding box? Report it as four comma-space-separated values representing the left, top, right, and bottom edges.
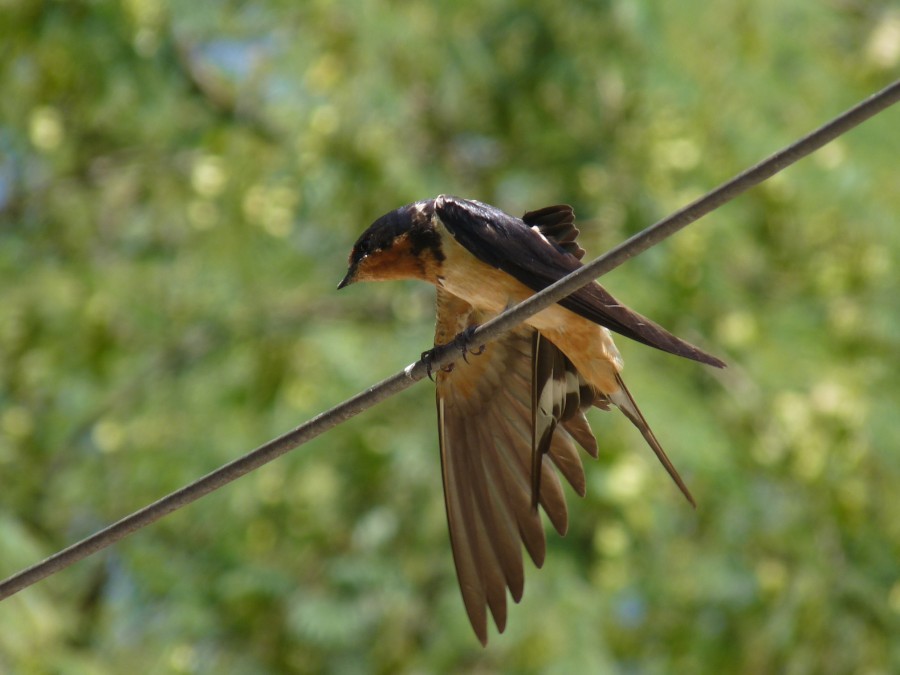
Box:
1, 78, 898, 602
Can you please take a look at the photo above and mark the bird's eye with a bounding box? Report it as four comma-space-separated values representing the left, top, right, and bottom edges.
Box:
352, 243, 374, 265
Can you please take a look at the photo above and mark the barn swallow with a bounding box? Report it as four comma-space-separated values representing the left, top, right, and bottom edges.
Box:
339, 195, 724, 644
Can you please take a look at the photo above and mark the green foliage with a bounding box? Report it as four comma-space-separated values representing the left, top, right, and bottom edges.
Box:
2, 0, 898, 672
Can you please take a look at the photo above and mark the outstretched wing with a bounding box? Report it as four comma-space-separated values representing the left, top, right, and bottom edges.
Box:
434, 195, 726, 369
434, 288, 600, 644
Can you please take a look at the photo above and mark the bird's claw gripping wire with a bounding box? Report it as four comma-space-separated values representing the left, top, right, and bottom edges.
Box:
421, 326, 485, 380
421, 347, 454, 381
455, 325, 486, 364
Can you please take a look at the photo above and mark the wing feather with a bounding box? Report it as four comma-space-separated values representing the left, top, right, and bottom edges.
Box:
434, 196, 725, 368
521, 204, 586, 260
547, 428, 587, 498
435, 288, 598, 642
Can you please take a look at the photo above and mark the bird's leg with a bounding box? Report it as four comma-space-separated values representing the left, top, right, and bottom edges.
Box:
454, 325, 486, 363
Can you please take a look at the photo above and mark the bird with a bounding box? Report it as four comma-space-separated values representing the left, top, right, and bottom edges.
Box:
338, 195, 724, 644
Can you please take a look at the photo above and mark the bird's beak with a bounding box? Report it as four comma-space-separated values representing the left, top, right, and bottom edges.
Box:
337, 265, 356, 290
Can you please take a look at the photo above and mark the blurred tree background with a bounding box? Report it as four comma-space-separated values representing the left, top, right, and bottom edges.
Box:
1, 0, 899, 672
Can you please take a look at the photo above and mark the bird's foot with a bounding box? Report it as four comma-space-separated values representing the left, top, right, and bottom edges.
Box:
421, 327, 484, 379
455, 325, 486, 363
421, 347, 455, 381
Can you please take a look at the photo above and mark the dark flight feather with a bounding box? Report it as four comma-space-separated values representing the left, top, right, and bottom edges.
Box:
531, 332, 560, 510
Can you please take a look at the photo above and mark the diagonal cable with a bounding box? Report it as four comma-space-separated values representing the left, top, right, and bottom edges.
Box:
1, 78, 898, 601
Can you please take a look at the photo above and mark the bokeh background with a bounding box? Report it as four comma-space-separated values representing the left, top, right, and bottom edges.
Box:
2, 1, 899, 673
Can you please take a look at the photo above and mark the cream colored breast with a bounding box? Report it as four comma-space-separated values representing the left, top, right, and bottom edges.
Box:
431, 218, 529, 314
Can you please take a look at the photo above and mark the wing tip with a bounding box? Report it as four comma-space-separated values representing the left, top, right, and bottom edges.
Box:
475, 628, 489, 647
699, 352, 727, 369
668, 341, 727, 369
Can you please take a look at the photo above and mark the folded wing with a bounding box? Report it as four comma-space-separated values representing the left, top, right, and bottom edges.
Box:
435, 196, 725, 368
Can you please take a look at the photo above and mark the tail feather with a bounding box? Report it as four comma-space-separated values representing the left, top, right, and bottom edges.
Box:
609, 373, 696, 508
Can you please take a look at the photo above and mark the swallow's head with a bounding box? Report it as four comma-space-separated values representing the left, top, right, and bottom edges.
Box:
338, 199, 443, 289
